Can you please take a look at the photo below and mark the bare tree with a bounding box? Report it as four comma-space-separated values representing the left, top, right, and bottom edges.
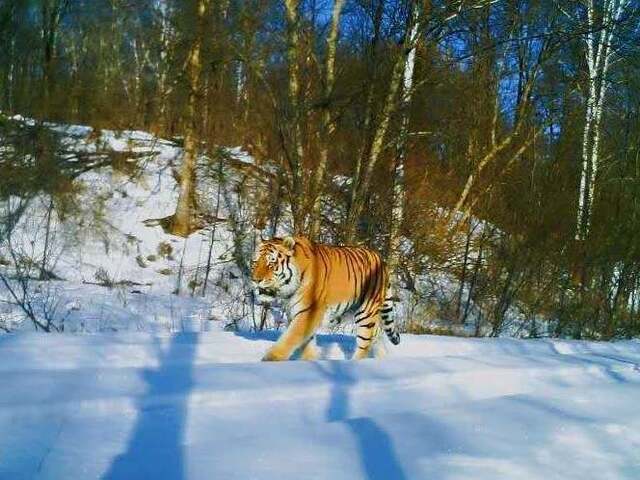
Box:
0, 197, 63, 332
449, 18, 549, 227
283, 0, 307, 230
574, 0, 630, 241
308, 0, 346, 239
41, 0, 69, 115
170, 0, 211, 236
344, 4, 418, 243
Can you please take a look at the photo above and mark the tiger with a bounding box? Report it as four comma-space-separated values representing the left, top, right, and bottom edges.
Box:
251, 235, 400, 361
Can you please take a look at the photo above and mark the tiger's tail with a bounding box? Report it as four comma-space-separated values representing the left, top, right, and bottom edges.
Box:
381, 296, 400, 345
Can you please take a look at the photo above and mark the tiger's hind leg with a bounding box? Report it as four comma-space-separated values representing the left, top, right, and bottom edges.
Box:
353, 308, 380, 360
381, 297, 400, 345
371, 332, 387, 358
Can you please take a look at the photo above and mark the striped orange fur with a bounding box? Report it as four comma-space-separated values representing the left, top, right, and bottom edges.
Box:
251, 235, 400, 361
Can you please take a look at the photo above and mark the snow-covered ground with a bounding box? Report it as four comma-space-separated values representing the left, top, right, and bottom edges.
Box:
1, 331, 639, 479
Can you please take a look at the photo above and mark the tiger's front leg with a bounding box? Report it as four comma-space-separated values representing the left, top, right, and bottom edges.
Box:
262, 306, 324, 361
299, 335, 319, 360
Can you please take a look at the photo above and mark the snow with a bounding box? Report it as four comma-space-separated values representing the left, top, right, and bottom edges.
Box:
1, 332, 639, 479
224, 146, 254, 165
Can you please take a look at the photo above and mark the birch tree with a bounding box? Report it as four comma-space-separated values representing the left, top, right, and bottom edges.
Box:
575, 0, 630, 241
387, 1, 423, 281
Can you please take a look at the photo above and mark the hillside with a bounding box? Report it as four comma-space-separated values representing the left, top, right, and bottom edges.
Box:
0, 115, 474, 336
1, 115, 267, 333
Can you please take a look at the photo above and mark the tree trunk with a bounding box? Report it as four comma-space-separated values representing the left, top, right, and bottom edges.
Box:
283, 0, 306, 231
156, 0, 172, 132
344, 0, 385, 240
308, 0, 345, 239
39, 198, 54, 280
456, 221, 477, 320
343, 15, 415, 243
387, 1, 422, 284
41, 0, 64, 116
458, 127, 542, 225
170, 0, 210, 237
575, 0, 628, 241
6, 1, 16, 112
201, 155, 224, 296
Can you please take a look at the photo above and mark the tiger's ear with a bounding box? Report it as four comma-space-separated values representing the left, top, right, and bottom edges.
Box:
282, 236, 296, 255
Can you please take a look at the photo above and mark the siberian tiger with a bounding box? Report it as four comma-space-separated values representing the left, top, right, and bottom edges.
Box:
251, 235, 400, 361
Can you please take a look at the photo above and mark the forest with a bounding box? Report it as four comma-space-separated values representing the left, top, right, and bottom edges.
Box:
1, 0, 640, 338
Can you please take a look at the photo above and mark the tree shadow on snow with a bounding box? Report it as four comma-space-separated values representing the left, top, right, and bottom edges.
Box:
316, 334, 356, 359
316, 361, 408, 480
233, 329, 281, 343
102, 333, 199, 480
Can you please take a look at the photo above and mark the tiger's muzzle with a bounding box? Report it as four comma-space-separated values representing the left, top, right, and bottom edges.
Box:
253, 283, 279, 305
258, 286, 277, 297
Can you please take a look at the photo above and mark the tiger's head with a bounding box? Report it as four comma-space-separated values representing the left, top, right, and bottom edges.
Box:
251, 236, 300, 304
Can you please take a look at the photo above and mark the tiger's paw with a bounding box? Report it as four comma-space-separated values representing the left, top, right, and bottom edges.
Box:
262, 348, 288, 362
300, 343, 319, 361
353, 348, 371, 360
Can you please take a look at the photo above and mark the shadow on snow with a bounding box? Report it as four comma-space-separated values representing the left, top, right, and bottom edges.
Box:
102, 333, 199, 480
316, 361, 408, 480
